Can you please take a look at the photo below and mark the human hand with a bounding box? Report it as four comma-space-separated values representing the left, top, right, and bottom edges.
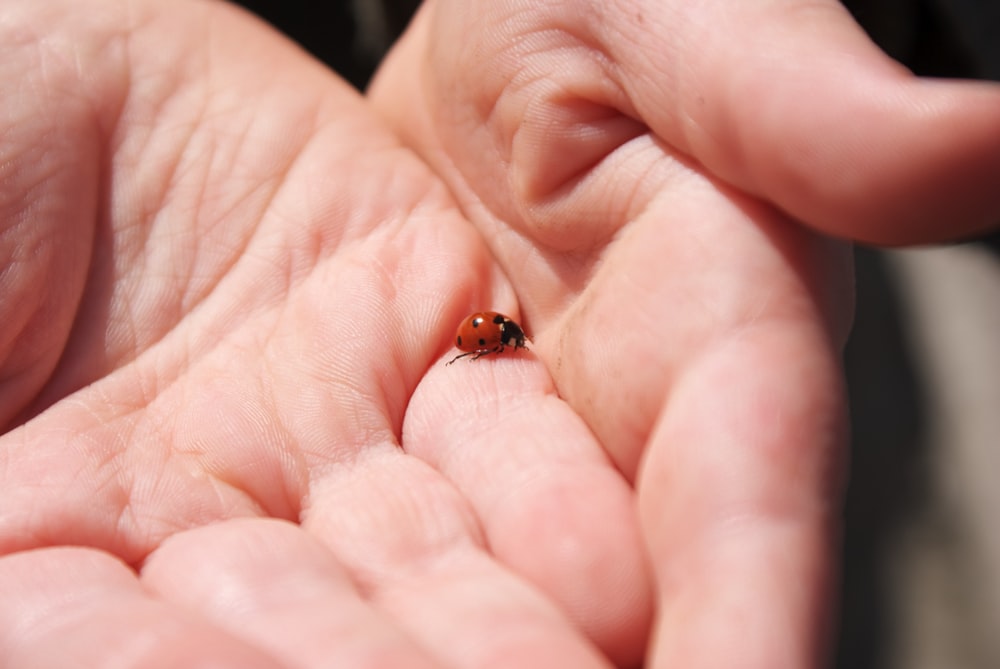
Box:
367, 0, 1000, 666
0, 1, 648, 667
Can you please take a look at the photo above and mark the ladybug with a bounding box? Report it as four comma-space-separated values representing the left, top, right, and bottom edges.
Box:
446, 312, 529, 365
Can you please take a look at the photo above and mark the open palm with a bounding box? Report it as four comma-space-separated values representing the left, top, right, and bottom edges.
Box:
2, 1, 999, 668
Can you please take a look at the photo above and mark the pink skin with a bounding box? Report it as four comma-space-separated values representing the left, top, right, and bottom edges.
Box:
1, 1, 998, 668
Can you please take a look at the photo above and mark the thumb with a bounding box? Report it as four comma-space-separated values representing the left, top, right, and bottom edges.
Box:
598, 0, 1000, 244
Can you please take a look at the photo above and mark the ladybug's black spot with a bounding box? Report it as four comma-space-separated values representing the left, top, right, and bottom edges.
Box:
478, 338, 487, 346
456, 335, 463, 346
492, 314, 505, 324
471, 317, 484, 328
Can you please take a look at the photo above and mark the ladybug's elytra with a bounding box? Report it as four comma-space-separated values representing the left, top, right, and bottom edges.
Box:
446, 312, 528, 365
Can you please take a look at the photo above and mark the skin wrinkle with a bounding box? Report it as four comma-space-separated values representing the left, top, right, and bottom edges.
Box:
17, 420, 132, 553
514, 98, 646, 224
504, 41, 636, 194
36, 69, 212, 414
169, 356, 298, 516
439, 4, 643, 248
169, 369, 304, 521
518, 136, 695, 309
243, 363, 307, 520
304, 452, 488, 584
312, 265, 399, 385
101, 400, 187, 558
596, 0, 699, 146
0, 76, 99, 424
8, 343, 289, 561
88, 3, 382, 397
72, 102, 343, 411
277, 226, 442, 469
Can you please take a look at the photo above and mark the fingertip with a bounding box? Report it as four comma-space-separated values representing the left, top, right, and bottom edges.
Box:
407, 352, 653, 666
487, 464, 654, 667
0, 547, 285, 669
751, 74, 1000, 245
704, 8, 1000, 245
606, 0, 1000, 245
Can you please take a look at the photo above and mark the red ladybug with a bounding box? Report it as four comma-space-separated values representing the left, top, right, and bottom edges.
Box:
446, 312, 529, 364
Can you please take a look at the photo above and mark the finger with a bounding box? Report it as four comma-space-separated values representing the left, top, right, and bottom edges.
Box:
0, 547, 281, 668
638, 325, 846, 668
595, 0, 1000, 243
404, 353, 653, 666
142, 518, 439, 669
303, 449, 613, 669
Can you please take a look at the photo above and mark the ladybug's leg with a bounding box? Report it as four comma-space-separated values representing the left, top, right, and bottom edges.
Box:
446, 351, 475, 365
470, 345, 504, 361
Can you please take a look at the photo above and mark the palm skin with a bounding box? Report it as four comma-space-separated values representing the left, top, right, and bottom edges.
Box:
2, 1, 999, 668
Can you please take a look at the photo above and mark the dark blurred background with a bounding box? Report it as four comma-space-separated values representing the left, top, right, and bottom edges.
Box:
230, 1, 1000, 666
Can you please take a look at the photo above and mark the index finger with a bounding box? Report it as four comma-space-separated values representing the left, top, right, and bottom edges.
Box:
403, 346, 654, 667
